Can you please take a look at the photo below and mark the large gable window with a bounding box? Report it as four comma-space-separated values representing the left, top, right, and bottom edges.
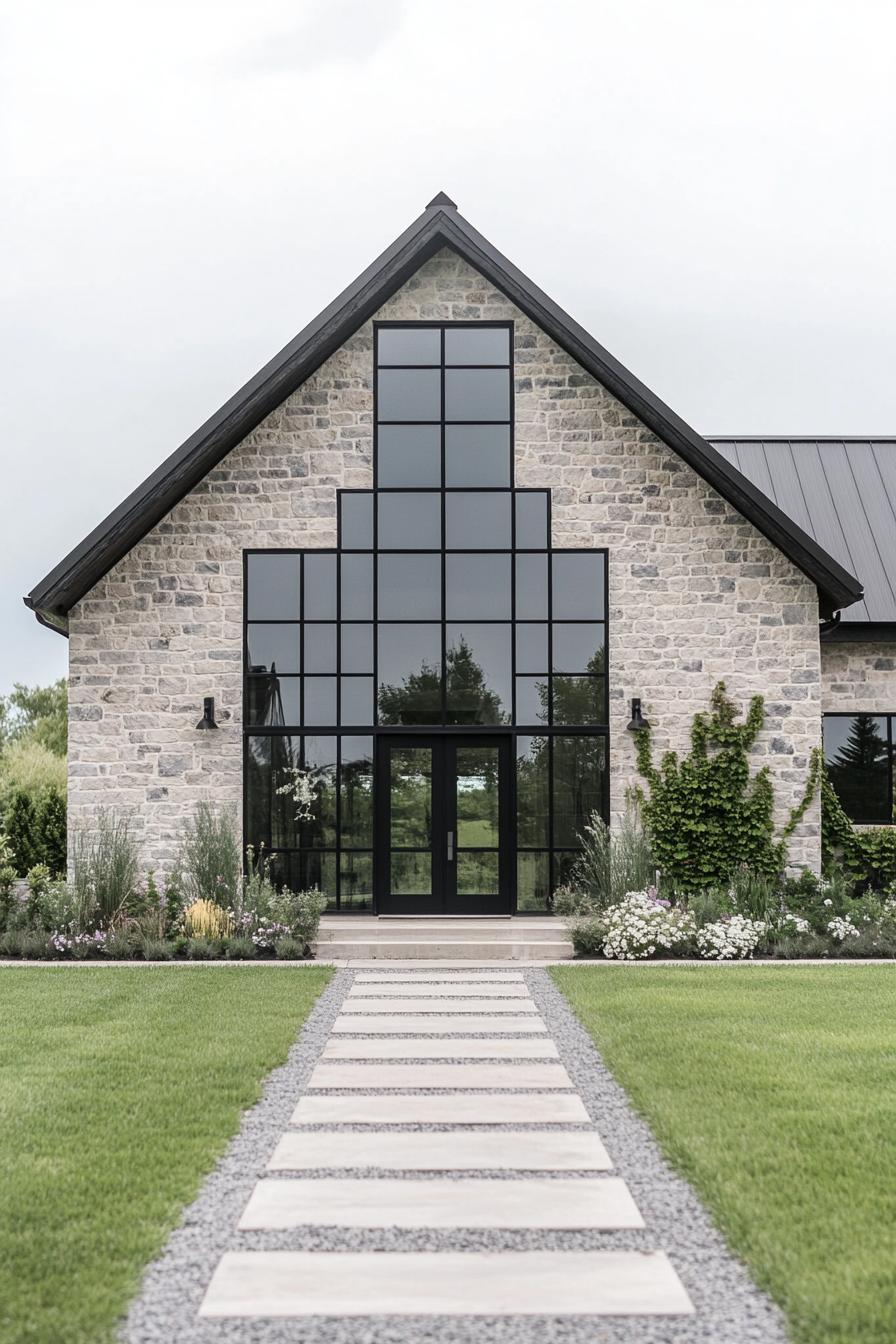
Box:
243, 321, 609, 912
823, 713, 894, 824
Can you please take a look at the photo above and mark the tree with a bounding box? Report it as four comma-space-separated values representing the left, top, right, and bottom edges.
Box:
0, 680, 67, 756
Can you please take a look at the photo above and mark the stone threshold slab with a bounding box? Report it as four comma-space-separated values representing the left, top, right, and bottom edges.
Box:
322, 1038, 559, 1060
346, 983, 531, 998
332, 1015, 547, 1034
345, 998, 538, 1014
239, 1177, 643, 1230
199, 1250, 695, 1316
269, 1128, 612, 1171
291, 1093, 591, 1125
307, 1062, 573, 1090
354, 973, 525, 983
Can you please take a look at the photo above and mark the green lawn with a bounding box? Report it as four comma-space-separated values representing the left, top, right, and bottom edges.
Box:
0, 966, 331, 1344
552, 965, 896, 1344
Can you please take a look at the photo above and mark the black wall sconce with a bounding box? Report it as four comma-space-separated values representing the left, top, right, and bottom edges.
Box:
626, 697, 650, 732
196, 696, 219, 730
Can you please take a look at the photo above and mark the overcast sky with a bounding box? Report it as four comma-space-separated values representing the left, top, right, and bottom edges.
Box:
2, 0, 895, 695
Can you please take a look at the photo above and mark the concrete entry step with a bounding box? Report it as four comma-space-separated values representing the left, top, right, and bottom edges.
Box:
318, 939, 573, 960
238, 1176, 644, 1230
314, 917, 573, 962
199, 1250, 695, 1317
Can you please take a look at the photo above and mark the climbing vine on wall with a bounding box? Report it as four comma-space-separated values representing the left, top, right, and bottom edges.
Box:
631, 682, 818, 892
820, 767, 896, 891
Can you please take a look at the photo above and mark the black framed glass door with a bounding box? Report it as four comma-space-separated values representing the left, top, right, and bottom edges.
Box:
376, 736, 511, 915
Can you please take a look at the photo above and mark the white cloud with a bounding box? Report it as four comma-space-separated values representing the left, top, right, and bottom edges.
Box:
2, 0, 895, 689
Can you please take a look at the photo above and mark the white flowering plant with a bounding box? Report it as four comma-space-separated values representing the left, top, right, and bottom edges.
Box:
602, 889, 696, 960
696, 914, 767, 960
827, 915, 860, 941
275, 767, 317, 823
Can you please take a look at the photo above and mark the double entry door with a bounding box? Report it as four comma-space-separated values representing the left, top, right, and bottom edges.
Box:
376, 736, 511, 915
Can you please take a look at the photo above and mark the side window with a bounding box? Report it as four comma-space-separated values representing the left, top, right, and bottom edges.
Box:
823, 714, 893, 823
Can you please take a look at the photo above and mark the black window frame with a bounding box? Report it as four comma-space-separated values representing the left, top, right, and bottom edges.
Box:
241, 320, 612, 913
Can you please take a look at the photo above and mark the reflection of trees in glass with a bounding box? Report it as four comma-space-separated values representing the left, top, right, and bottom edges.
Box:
552, 650, 604, 726
378, 637, 508, 725
516, 737, 549, 848
554, 736, 607, 848
456, 747, 499, 846
340, 750, 373, 847
390, 747, 433, 847
826, 714, 890, 820
248, 665, 286, 726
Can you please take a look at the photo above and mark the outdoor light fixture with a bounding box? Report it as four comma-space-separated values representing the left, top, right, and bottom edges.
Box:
626, 697, 650, 732
196, 696, 219, 730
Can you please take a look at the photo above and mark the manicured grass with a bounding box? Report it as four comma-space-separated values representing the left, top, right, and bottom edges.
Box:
0, 966, 331, 1344
552, 965, 896, 1344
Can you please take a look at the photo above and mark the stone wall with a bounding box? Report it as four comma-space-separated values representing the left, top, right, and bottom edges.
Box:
821, 640, 896, 712
68, 249, 823, 873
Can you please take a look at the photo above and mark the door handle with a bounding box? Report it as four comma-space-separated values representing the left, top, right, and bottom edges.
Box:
446, 830, 454, 862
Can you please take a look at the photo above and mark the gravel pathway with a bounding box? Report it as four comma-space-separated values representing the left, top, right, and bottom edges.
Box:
121, 967, 788, 1344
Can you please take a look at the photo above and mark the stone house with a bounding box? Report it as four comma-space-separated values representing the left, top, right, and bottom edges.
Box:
25, 194, 896, 914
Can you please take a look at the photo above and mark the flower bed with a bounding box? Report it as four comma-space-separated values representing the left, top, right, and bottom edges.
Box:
0, 805, 327, 962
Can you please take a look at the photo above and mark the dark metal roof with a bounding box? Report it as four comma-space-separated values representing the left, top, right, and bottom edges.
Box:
26, 196, 864, 633
711, 439, 896, 626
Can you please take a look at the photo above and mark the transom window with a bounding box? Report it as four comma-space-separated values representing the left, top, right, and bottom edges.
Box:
243, 321, 609, 911
823, 713, 895, 824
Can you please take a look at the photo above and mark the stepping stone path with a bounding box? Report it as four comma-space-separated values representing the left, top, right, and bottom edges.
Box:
198, 968, 696, 1324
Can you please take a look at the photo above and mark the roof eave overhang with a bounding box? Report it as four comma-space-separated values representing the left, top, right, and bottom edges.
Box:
821, 621, 896, 643
26, 198, 864, 628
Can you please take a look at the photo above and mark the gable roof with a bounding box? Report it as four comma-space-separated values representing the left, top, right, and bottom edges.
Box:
26, 194, 863, 633
711, 438, 896, 630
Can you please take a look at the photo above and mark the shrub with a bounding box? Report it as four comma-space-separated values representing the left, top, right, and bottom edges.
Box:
142, 938, 174, 961
4, 791, 38, 874
274, 936, 305, 960
4, 928, 52, 959
25, 864, 52, 924
236, 846, 278, 924
186, 936, 218, 961
0, 866, 18, 929
183, 899, 233, 939
685, 885, 734, 927
35, 790, 66, 874
696, 915, 767, 960
729, 866, 779, 923
562, 806, 654, 912
268, 887, 327, 953
569, 918, 605, 958
177, 803, 240, 907
71, 811, 141, 924
102, 924, 141, 959
602, 890, 695, 960
0, 736, 67, 803
223, 936, 256, 960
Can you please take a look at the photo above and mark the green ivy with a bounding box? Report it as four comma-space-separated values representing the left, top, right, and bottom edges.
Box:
632, 682, 817, 892
821, 768, 896, 891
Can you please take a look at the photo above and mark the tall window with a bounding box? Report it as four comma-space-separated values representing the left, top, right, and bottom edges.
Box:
824, 713, 895, 824
243, 322, 609, 910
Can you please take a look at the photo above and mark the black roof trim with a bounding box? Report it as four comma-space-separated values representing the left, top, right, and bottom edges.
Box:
26, 195, 864, 629
821, 621, 896, 643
